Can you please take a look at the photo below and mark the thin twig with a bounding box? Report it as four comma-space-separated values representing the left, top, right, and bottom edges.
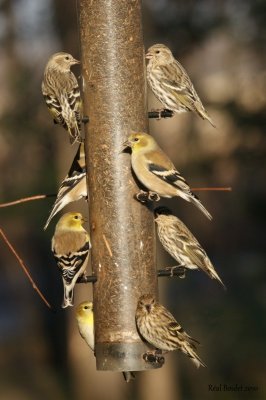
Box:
0, 194, 56, 208
0, 227, 52, 309
191, 187, 232, 192
102, 234, 113, 257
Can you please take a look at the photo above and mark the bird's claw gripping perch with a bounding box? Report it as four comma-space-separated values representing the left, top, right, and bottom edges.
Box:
136, 190, 160, 203
143, 351, 165, 365
82, 116, 89, 124
148, 109, 174, 120
165, 266, 186, 278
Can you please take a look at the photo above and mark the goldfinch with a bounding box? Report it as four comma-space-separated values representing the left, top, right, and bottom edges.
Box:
154, 207, 225, 287
42, 52, 82, 144
136, 294, 205, 368
76, 301, 135, 382
146, 44, 215, 127
123, 132, 212, 220
52, 212, 91, 308
44, 143, 87, 230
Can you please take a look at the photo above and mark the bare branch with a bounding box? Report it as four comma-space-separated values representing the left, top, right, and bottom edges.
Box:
191, 187, 232, 192
0, 194, 56, 208
0, 227, 52, 309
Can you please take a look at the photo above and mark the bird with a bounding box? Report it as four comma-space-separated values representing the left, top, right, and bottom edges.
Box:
123, 132, 212, 220
51, 212, 91, 308
42, 52, 82, 144
76, 301, 135, 382
146, 44, 215, 127
44, 143, 87, 230
154, 206, 225, 287
135, 294, 205, 368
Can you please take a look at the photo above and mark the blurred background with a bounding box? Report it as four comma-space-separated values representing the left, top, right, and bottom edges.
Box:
0, 0, 265, 399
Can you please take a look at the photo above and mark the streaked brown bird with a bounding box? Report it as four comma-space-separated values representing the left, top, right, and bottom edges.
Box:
154, 207, 225, 288
136, 294, 205, 368
42, 52, 82, 144
146, 44, 215, 127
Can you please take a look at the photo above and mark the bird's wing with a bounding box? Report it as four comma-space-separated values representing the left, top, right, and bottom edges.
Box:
147, 161, 194, 193
159, 63, 199, 105
175, 221, 208, 267
53, 240, 90, 284
168, 321, 199, 347
44, 144, 87, 229
43, 93, 64, 122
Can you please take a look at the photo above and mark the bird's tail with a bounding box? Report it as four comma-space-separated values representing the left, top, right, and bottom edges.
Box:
68, 122, 82, 145
205, 259, 226, 289
195, 101, 216, 128
44, 195, 69, 230
184, 342, 206, 368
190, 195, 213, 221
62, 282, 74, 308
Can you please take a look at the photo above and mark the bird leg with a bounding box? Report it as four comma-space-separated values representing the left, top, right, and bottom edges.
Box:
165, 265, 186, 278
135, 190, 160, 203
135, 190, 150, 203
143, 350, 165, 365
148, 191, 160, 202
148, 109, 174, 120
82, 116, 89, 124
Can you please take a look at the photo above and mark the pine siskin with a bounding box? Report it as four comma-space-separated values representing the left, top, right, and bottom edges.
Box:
146, 44, 215, 127
44, 143, 87, 230
154, 207, 225, 287
123, 132, 212, 220
76, 301, 135, 382
136, 294, 205, 368
42, 52, 82, 144
52, 212, 91, 308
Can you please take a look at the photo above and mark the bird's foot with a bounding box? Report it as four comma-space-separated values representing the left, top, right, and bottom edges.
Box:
143, 350, 165, 365
148, 109, 174, 120
135, 190, 150, 203
82, 116, 89, 124
135, 190, 160, 203
165, 266, 186, 278
148, 191, 160, 201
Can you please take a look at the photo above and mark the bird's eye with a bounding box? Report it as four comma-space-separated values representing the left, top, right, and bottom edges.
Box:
84, 305, 88, 309
74, 215, 79, 220
133, 138, 139, 142
155, 50, 160, 54
65, 56, 70, 60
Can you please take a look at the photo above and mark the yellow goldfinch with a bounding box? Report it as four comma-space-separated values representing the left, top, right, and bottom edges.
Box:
123, 132, 212, 220
44, 143, 87, 230
136, 294, 206, 368
52, 212, 91, 308
146, 44, 215, 127
154, 207, 225, 287
42, 52, 82, 144
76, 301, 135, 382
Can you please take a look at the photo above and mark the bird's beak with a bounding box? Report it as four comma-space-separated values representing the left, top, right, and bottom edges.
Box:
72, 58, 80, 65
123, 139, 131, 148
145, 52, 152, 59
